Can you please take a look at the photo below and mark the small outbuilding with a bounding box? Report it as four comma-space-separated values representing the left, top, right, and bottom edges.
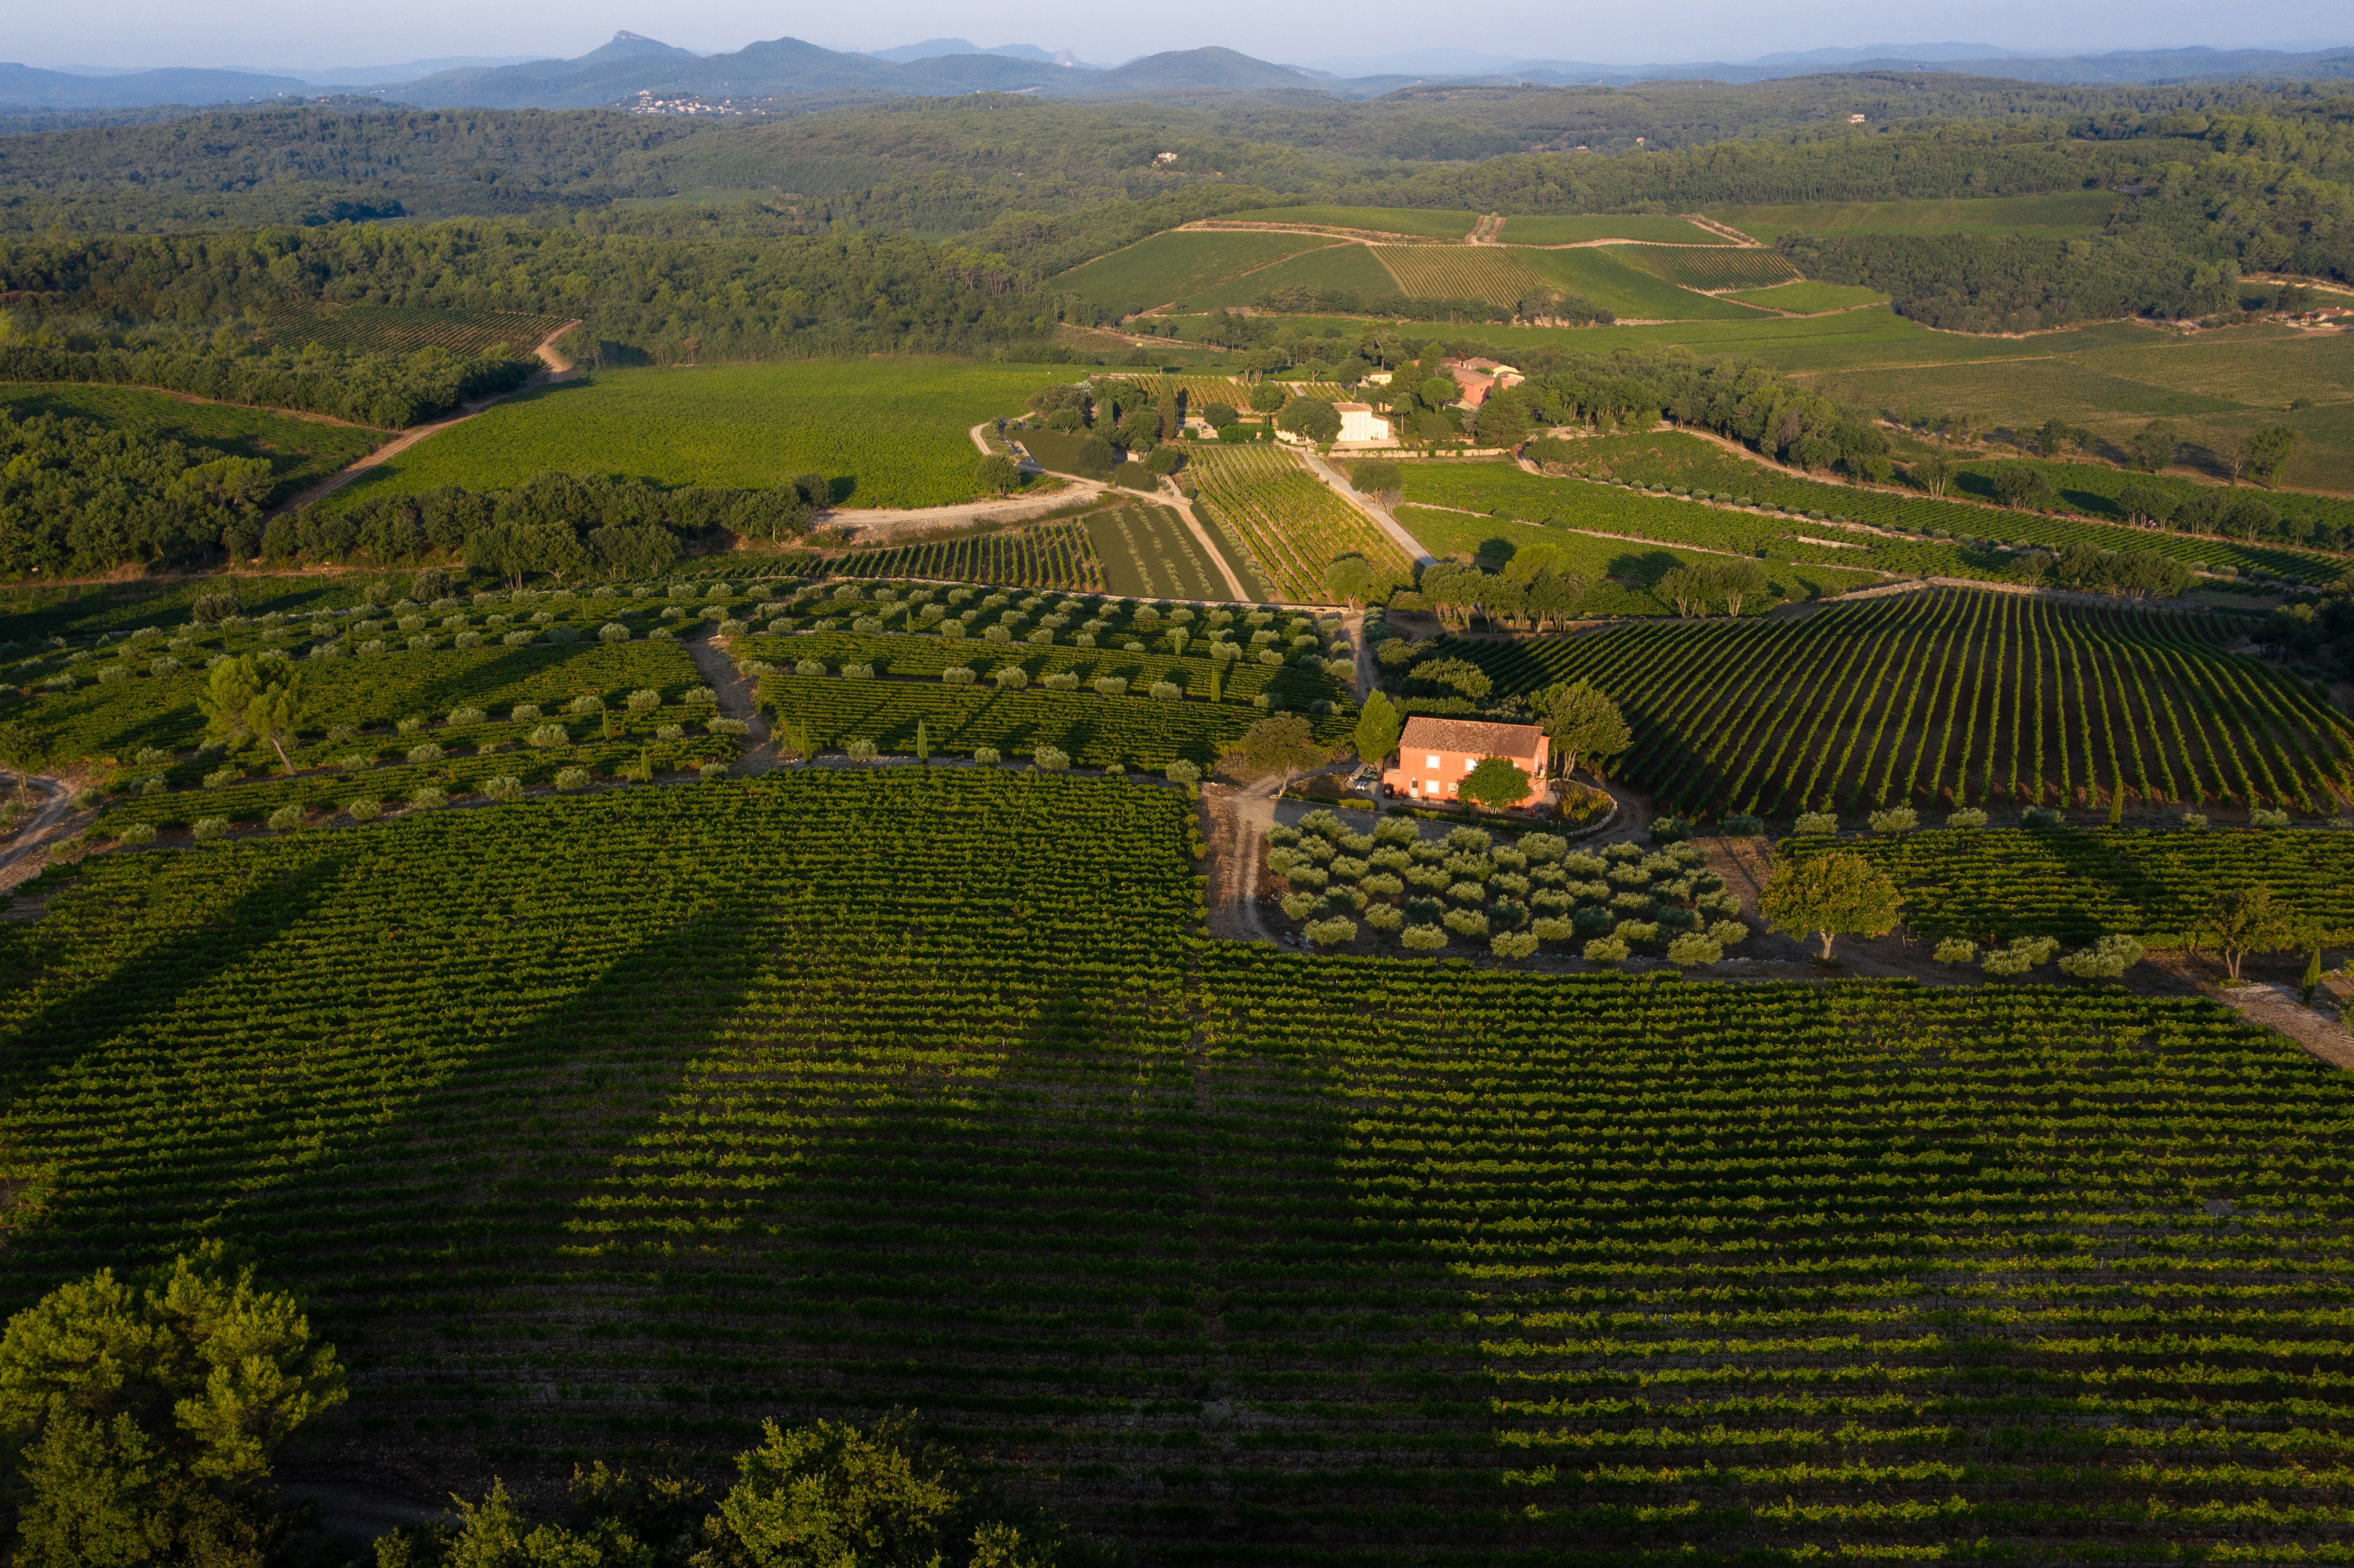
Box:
1334, 403, 1392, 443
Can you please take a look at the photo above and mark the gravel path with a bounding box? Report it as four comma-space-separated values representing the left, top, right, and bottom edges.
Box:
690, 634, 777, 772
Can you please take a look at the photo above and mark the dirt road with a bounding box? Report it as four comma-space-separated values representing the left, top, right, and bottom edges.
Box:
273, 319, 582, 514
691, 634, 776, 772
1295, 448, 1435, 565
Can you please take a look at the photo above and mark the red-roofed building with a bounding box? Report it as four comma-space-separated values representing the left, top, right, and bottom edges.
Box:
1380, 715, 1550, 807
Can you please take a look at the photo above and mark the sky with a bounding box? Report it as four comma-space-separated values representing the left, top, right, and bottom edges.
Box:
18, 0, 2349, 73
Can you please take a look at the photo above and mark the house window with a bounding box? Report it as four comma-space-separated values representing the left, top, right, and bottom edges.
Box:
1424, 755, 1440, 768
1462, 758, 1475, 771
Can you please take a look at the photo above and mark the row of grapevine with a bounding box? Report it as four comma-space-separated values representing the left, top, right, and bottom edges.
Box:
252, 304, 569, 357
6, 779, 2351, 1561
1423, 587, 2354, 816
1619, 244, 1802, 290
1780, 823, 2354, 943
776, 520, 1105, 591
1187, 443, 1416, 603
1368, 245, 1542, 304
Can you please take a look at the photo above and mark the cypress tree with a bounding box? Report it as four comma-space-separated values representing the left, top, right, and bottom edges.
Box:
917, 717, 931, 764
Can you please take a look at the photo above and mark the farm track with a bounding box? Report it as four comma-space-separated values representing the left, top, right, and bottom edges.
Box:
692, 634, 776, 771
1298, 447, 1436, 565
1156, 477, 1251, 600
272, 319, 581, 515
0, 777, 78, 897
824, 482, 1110, 544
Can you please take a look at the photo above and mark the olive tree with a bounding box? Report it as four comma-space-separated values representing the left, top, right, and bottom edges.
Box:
1759, 850, 1905, 960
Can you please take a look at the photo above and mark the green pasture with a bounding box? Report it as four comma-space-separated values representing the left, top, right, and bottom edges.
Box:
1498, 214, 1728, 245
1725, 279, 1891, 313
1217, 205, 1479, 238
0, 382, 386, 507
1050, 229, 1335, 311
1179, 242, 1402, 309
324, 361, 1064, 511
1707, 192, 2122, 244
1524, 248, 1771, 320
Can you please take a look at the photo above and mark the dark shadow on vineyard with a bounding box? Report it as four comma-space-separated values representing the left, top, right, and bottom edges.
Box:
0, 850, 355, 1301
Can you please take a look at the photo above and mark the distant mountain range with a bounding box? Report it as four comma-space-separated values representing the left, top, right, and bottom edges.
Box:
2, 32, 2351, 113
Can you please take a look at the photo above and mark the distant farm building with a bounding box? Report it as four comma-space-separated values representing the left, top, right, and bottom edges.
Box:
1335, 403, 1392, 442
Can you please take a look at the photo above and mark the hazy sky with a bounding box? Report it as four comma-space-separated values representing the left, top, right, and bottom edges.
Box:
20, 0, 2348, 72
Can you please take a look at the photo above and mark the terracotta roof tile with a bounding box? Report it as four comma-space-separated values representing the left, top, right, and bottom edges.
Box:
1398, 715, 1546, 760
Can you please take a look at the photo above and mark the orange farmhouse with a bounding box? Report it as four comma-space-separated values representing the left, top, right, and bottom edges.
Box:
1380, 716, 1550, 806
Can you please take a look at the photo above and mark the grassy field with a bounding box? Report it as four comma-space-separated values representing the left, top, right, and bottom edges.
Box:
1725, 279, 1891, 312
1177, 241, 1403, 309
325, 361, 1064, 511
1049, 229, 1336, 312
1498, 214, 1728, 244
1617, 244, 1802, 291
1708, 192, 2122, 244
0, 382, 387, 506
1395, 503, 1881, 611
1216, 205, 1478, 238
1085, 499, 1237, 600
1526, 248, 1773, 320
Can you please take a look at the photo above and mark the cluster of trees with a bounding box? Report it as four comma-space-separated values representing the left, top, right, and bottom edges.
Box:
1656, 558, 1774, 617
2035, 542, 2199, 598
0, 337, 533, 429
1020, 377, 1190, 475
0, 220, 1055, 368
1409, 552, 1589, 630
1779, 231, 2239, 334
0, 406, 274, 576
264, 471, 818, 578
0, 1245, 1102, 1568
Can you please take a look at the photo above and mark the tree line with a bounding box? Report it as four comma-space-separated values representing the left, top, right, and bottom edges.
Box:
0, 339, 533, 429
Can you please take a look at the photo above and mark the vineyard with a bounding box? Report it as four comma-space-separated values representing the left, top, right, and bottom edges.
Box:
1187, 443, 1417, 603
1523, 435, 2349, 585
784, 520, 1104, 591
253, 303, 571, 357
734, 627, 1345, 709
1368, 245, 1542, 306
1617, 243, 1803, 291
5, 780, 2352, 1563
1782, 824, 2354, 943
1419, 587, 2354, 816
1084, 500, 1242, 601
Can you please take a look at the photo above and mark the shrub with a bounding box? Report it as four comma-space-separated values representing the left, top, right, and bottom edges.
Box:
1491, 931, 1540, 960
70, 786, 103, 810
655, 723, 686, 741
2250, 807, 2291, 828
709, 717, 749, 736
1665, 932, 1723, 967
454, 632, 484, 649
1649, 816, 1692, 843
1400, 924, 1449, 952
191, 816, 232, 841
482, 776, 524, 803
512, 704, 542, 722
685, 686, 719, 706
1363, 903, 1405, 933
1708, 919, 1748, 947
346, 800, 382, 823
942, 667, 977, 685
568, 695, 605, 714
116, 821, 158, 846
841, 664, 876, 680
1945, 808, 1989, 829
626, 689, 662, 710
795, 658, 828, 677
1149, 681, 1183, 701
1582, 935, 1631, 964
2058, 934, 2145, 978
501, 630, 536, 647
1441, 907, 1490, 939
2021, 806, 2063, 828
1721, 813, 1763, 839
1792, 812, 1838, 835
410, 786, 449, 809
405, 742, 444, 765
994, 667, 1030, 691
1094, 677, 1129, 697
1982, 936, 2061, 976
448, 706, 485, 726
599, 622, 631, 642
1033, 745, 1070, 772
263, 804, 305, 832
555, 767, 591, 792
523, 724, 567, 749
1305, 917, 1359, 949
2180, 811, 2208, 828
1166, 760, 1201, 785
1933, 938, 1978, 965
844, 739, 878, 760
973, 746, 1002, 764
1867, 806, 1919, 834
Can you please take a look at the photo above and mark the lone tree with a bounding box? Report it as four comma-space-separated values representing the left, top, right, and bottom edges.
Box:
1325, 555, 1378, 611
198, 656, 307, 774
974, 454, 1021, 496
1760, 850, 1905, 960
1458, 756, 1533, 812
1533, 680, 1631, 782
1352, 690, 1403, 771
1223, 713, 1324, 795
1276, 396, 1341, 445
0, 1246, 347, 1567
1348, 459, 1403, 505
2193, 886, 2299, 980
1711, 558, 1770, 618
